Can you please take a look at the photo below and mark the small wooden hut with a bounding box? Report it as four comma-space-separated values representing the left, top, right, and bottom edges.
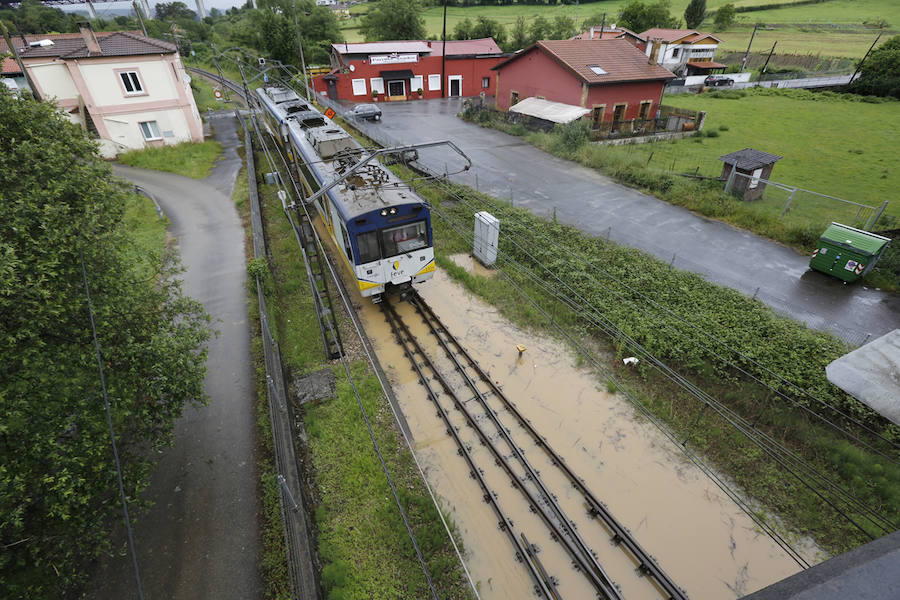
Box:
719, 148, 783, 201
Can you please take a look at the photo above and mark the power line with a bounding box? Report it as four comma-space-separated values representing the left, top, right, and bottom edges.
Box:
80, 249, 144, 600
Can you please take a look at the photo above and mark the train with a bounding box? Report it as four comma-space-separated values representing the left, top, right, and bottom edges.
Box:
255, 84, 435, 300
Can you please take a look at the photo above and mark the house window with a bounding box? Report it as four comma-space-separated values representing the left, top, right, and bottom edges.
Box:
638, 100, 652, 120
351, 78, 367, 96
510, 91, 519, 106
411, 75, 424, 93
369, 77, 385, 94
672, 48, 680, 59
482, 76, 490, 88
591, 105, 605, 128
428, 74, 441, 91
139, 120, 161, 141
588, 65, 607, 75
119, 70, 144, 94
612, 103, 627, 124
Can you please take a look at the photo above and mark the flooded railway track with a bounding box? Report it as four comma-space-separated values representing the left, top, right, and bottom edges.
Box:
383, 291, 688, 600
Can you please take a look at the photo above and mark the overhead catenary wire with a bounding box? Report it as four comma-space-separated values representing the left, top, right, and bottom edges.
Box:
422, 191, 895, 538
424, 202, 813, 569
246, 103, 477, 599
430, 177, 900, 461
80, 249, 145, 600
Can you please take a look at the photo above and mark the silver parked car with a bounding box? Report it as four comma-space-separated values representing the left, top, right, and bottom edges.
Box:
349, 103, 382, 121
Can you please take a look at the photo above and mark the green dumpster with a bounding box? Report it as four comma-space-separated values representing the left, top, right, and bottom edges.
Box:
809, 223, 891, 283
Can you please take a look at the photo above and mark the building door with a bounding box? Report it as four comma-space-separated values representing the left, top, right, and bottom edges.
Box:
448, 75, 462, 97
612, 104, 626, 129
591, 106, 605, 129
326, 79, 337, 99
388, 80, 405, 100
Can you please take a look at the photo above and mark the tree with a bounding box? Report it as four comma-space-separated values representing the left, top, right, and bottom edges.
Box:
359, 0, 426, 42
0, 85, 210, 596
684, 0, 706, 29
155, 1, 197, 20
852, 35, 900, 98
509, 15, 529, 50
529, 15, 551, 43
453, 17, 474, 40
549, 15, 576, 40
713, 3, 735, 31
617, 0, 678, 34
0, 0, 75, 34
471, 16, 506, 46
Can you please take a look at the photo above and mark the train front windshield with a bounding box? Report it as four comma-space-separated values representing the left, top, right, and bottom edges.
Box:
356, 221, 428, 264
382, 222, 428, 257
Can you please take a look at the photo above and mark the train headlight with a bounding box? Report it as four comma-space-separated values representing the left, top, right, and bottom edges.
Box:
389, 207, 397, 214
380, 209, 388, 216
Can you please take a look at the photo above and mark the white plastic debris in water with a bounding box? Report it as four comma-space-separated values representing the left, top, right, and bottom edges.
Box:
623, 357, 639, 366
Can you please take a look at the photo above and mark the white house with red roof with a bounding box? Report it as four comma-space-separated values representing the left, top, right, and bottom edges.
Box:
3, 24, 203, 157
639, 28, 726, 77
314, 38, 506, 101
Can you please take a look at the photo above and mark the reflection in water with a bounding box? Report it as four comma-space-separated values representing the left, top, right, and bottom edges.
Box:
358, 257, 810, 599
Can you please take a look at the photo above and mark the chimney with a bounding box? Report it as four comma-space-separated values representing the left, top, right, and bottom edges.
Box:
589, 26, 595, 40
427, 40, 432, 48
78, 22, 101, 55
648, 39, 661, 65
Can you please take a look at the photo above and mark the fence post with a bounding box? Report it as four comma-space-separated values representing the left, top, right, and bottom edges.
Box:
864, 200, 888, 231
780, 188, 797, 218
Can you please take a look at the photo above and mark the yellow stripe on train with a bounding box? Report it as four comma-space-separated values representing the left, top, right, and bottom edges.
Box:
359, 280, 382, 292
416, 260, 436, 276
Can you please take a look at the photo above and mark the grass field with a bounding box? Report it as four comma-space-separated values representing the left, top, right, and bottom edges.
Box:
631, 89, 899, 219
117, 141, 223, 179
341, 0, 898, 58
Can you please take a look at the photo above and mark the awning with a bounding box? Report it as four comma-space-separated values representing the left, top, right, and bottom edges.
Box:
509, 97, 590, 124
687, 60, 727, 69
826, 329, 900, 426
380, 69, 415, 80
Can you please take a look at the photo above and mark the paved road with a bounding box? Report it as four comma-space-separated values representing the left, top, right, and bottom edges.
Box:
90, 112, 262, 599
341, 97, 898, 345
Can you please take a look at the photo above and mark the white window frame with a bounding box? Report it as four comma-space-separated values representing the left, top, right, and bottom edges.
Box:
119, 70, 144, 95
428, 74, 441, 91
369, 77, 385, 94
139, 120, 162, 141
447, 75, 462, 97
482, 76, 490, 88
411, 75, 424, 93
351, 78, 367, 96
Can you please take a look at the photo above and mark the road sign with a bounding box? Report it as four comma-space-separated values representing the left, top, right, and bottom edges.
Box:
324, 108, 336, 119
214, 88, 223, 99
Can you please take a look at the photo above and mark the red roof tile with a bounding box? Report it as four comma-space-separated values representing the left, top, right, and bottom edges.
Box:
8, 30, 174, 59
494, 39, 674, 84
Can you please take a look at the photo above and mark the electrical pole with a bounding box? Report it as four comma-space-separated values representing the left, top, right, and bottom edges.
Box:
441, 0, 447, 99
740, 23, 759, 73
292, 0, 310, 101
132, 1, 148, 36
849, 31, 883, 86
760, 41, 776, 80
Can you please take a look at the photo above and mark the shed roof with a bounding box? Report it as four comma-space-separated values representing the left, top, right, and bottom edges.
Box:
820, 223, 891, 256
493, 39, 675, 84
718, 148, 783, 171
825, 329, 900, 426
509, 97, 590, 123
2, 56, 20, 75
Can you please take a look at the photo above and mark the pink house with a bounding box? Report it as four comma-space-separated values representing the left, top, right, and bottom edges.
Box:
5, 25, 203, 157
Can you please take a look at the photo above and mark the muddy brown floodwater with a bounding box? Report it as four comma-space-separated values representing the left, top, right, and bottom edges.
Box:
358, 255, 815, 599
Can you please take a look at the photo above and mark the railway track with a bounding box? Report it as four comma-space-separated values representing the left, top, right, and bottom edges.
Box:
384, 291, 689, 600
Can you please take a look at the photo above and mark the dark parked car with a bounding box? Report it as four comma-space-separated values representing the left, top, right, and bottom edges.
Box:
349, 103, 382, 121
704, 75, 734, 87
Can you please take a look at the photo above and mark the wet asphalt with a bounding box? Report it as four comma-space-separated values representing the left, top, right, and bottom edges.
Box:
89, 112, 262, 599
349, 97, 898, 344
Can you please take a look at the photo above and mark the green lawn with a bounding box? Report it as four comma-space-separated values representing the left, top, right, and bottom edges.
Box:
341, 0, 898, 58
117, 141, 223, 179
627, 89, 898, 221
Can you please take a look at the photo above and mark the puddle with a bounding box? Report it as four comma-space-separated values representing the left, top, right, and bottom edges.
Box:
447, 252, 498, 278
357, 267, 811, 599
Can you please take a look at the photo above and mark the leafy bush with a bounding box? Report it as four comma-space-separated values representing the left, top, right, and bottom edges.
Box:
552, 119, 591, 152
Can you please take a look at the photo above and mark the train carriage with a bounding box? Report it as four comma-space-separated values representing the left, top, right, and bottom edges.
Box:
256, 85, 435, 300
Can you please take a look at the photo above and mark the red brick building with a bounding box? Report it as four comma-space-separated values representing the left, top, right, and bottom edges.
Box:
312, 38, 506, 102
493, 39, 674, 126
